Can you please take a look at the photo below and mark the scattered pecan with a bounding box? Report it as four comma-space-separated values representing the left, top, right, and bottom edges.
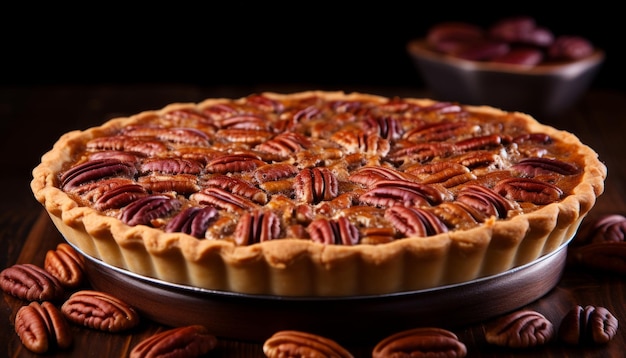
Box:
568, 242, 626, 275
485, 310, 554, 348
263, 330, 354, 358
372, 327, 467, 358
44, 243, 86, 289
0, 263, 64, 301
130, 325, 218, 358
574, 214, 626, 246
14, 301, 73, 354
559, 305, 619, 345
61, 290, 140, 332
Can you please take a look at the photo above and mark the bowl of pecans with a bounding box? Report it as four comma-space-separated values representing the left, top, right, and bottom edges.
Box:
407, 16, 605, 118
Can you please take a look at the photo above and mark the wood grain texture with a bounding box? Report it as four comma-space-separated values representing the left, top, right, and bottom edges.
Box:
1, 85, 625, 357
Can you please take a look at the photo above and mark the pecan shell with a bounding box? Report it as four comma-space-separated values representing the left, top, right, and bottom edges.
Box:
61, 290, 140, 332
372, 327, 467, 358
263, 330, 354, 358
44, 243, 86, 289
559, 305, 619, 345
130, 325, 218, 358
0, 263, 64, 301
14, 301, 72, 354
484, 310, 554, 348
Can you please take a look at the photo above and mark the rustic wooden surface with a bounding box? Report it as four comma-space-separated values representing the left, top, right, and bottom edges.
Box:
1, 84, 625, 357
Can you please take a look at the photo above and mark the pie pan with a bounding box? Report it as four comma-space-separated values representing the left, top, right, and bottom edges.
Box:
74, 235, 572, 343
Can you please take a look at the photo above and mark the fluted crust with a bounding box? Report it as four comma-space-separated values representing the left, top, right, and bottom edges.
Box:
31, 91, 606, 297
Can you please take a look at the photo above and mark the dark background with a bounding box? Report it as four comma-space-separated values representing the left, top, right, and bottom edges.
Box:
1, 3, 624, 91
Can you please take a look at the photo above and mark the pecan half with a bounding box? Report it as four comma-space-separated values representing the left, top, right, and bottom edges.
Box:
263, 330, 354, 358
119, 195, 182, 227
191, 187, 258, 212
0, 263, 64, 301
15, 301, 72, 354
140, 158, 204, 175
485, 310, 554, 348
254, 163, 299, 183
164, 206, 218, 238
307, 217, 360, 245
348, 166, 412, 186
574, 214, 626, 246
205, 153, 266, 174
233, 209, 281, 245
403, 120, 470, 142
372, 327, 467, 358
255, 132, 311, 158
457, 184, 514, 219
60, 158, 138, 191
331, 130, 390, 156
559, 305, 619, 345
130, 325, 218, 358
360, 180, 448, 208
44, 243, 86, 289
512, 157, 580, 176
205, 174, 268, 204
385, 206, 448, 237
124, 126, 211, 146
61, 290, 140, 332
94, 182, 148, 210
494, 177, 563, 205
294, 167, 339, 204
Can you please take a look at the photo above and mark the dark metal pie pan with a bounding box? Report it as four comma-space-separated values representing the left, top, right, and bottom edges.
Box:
75, 240, 570, 343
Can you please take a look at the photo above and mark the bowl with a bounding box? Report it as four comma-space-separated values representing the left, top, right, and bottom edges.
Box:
407, 39, 605, 118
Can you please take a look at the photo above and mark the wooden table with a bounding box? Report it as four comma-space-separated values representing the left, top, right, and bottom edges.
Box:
1, 84, 625, 357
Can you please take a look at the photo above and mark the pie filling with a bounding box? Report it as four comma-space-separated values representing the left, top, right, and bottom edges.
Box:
31, 91, 606, 296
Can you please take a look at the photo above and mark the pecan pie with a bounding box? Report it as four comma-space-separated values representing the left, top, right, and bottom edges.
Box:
31, 91, 606, 297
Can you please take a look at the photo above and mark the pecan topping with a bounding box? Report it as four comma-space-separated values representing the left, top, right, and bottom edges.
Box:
307, 217, 359, 245
164, 206, 218, 238
191, 187, 258, 212
485, 310, 554, 348
455, 134, 504, 151
559, 305, 619, 345
215, 128, 274, 144
363, 115, 402, 140
130, 325, 218, 358
387, 142, 456, 164
331, 130, 390, 156
234, 209, 281, 245
94, 182, 148, 210
403, 120, 471, 142
512, 157, 580, 176
140, 158, 203, 175
15, 301, 72, 354
254, 163, 299, 183
255, 132, 311, 158
348, 166, 413, 186
44, 243, 86, 289
294, 167, 339, 204
205, 153, 265, 174
205, 175, 268, 204
212, 114, 270, 130
494, 177, 563, 205
263, 330, 354, 358
61, 290, 140, 332
0, 263, 64, 301
457, 184, 514, 219
87, 136, 168, 156
372, 327, 467, 358
119, 195, 182, 226
138, 174, 200, 195
385, 206, 448, 237
124, 126, 211, 146
360, 180, 448, 208
60, 158, 138, 191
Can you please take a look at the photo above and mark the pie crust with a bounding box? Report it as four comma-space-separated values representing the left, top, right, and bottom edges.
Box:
31, 91, 607, 297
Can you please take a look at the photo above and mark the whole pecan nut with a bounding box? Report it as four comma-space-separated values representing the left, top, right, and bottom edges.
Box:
44, 243, 86, 289
568, 242, 626, 275
372, 327, 467, 358
0, 263, 65, 301
61, 290, 140, 332
559, 305, 619, 345
484, 310, 554, 348
263, 330, 354, 358
130, 325, 218, 358
15, 301, 72, 354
